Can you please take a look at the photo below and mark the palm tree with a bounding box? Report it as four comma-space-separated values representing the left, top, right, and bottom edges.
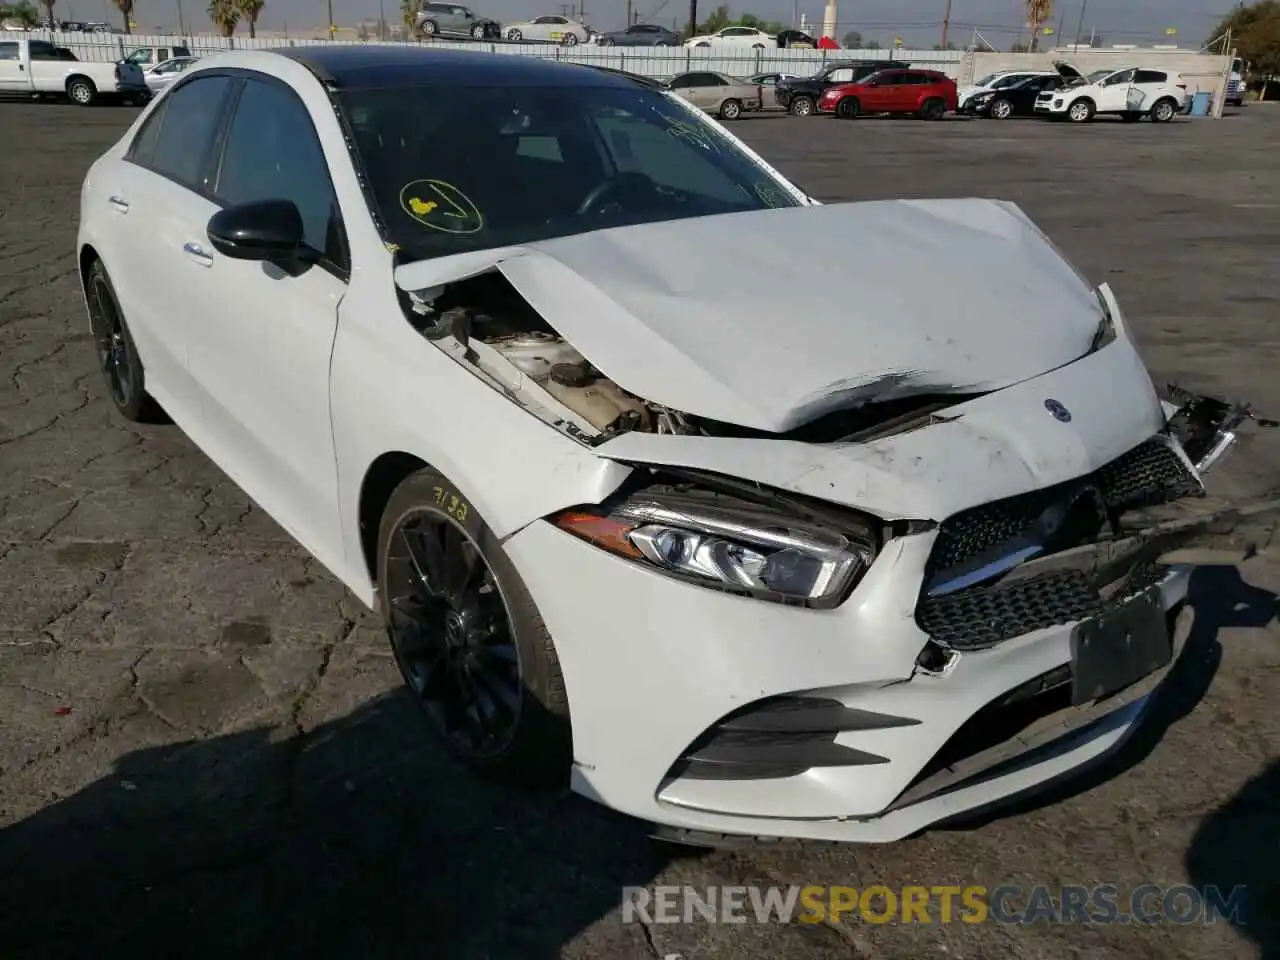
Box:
234, 0, 261, 36
401, 0, 420, 30
1024, 0, 1052, 50
113, 0, 133, 34
208, 0, 238, 35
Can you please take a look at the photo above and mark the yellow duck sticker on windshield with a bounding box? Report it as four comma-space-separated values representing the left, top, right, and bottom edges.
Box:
399, 180, 484, 235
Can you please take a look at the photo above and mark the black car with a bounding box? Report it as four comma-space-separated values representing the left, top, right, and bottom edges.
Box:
774, 59, 901, 116
964, 74, 1066, 119
595, 23, 682, 46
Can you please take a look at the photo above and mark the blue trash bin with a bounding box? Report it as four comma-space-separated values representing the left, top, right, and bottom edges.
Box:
1190, 91, 1212, 116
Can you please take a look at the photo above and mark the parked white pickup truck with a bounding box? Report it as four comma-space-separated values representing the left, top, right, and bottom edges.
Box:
0, 37, 148, 105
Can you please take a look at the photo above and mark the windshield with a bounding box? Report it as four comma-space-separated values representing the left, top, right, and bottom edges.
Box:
973, 73, 999, 86
338, 84, 800, 263
1086, 69, 1111, 83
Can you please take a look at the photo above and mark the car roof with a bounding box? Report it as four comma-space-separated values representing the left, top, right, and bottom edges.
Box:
273, 43, 641, 91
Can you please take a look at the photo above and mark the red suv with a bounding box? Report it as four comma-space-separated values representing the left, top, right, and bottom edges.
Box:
818, 68, 958, 120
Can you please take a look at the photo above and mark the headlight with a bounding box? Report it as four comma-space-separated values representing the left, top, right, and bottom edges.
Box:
551, 486, 877, 607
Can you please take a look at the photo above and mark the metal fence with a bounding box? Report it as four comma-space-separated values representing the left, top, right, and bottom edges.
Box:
29, 30, 967, 79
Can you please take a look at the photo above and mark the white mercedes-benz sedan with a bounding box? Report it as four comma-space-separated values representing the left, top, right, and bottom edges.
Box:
76, 45, 1278, 845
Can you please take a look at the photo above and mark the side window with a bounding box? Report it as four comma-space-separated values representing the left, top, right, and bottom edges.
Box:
141, 75, 235, 190
1134, 69, 1166, 84
214, 78, 346, 271
0, 42, 19, 61
668, 74, 691, 89
128, 97, 171, 166
826, 67, 854, 82
29, 40, 60, 59
1104, 69, 1136, 85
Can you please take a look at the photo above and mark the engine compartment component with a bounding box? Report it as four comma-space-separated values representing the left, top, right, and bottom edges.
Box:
403, 269, 968, 446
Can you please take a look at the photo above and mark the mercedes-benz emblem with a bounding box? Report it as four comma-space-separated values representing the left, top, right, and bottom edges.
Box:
1044, 399, 1072, 423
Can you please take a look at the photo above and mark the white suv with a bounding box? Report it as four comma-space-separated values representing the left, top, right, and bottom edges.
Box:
957, 69, 1056, 111
1035, 61, 1189, 123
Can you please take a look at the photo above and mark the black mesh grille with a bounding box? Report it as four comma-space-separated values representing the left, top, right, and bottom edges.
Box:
927, 439, 1201, 577
917, 565, 1164, 650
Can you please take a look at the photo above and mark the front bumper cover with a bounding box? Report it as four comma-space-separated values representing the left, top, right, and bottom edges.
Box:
510, 386, 1276, 846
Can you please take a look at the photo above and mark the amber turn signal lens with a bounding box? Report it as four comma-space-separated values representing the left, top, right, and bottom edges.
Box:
551, 510, 643, 559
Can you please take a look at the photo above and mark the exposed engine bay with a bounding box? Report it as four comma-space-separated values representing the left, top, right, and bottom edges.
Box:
403, 270, 972, 446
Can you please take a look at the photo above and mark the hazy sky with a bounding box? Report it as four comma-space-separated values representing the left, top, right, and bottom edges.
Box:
70, 0, 1236, 50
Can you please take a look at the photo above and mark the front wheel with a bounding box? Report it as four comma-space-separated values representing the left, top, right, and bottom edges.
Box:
719, 98, 742, 120
470, 22, 486, 38
561, 32, 578, 45
1067, 98, 1094, 122
835, 96, 859, 119
989, 97, 1013, 119
377, 469, 572, 785
419, 18, 437, 35
506, 28, 521, 39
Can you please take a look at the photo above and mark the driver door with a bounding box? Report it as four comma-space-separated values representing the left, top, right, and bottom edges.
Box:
1096, 68, 1136, 112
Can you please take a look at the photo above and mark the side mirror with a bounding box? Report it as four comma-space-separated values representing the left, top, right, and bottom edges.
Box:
207, 199, 305, 263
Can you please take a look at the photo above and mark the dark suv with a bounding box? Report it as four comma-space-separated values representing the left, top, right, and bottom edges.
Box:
775, 59, 902, 116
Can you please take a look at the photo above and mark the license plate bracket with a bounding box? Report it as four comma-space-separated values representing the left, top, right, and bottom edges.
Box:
1070, 587, 1172, 706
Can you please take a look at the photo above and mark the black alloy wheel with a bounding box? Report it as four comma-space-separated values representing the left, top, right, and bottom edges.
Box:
385, 507, 524, 760
85, 259, 163, 422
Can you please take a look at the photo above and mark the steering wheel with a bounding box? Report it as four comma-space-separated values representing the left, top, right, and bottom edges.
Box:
576, 171, 656, 216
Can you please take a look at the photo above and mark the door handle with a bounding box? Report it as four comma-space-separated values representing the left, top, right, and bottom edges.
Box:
108, 195, 129, 213
182, 242, 213, 267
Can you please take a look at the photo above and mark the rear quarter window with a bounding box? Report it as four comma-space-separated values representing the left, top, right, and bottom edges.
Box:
1134, 69, 1167, 83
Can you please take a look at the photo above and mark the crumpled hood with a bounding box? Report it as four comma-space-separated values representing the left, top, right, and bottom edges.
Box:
394, 199, 1104, 433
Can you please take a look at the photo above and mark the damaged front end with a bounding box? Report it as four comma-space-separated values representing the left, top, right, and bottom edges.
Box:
915, 385, 1279, 664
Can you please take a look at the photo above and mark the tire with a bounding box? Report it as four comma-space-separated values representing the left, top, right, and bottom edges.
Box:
920, 97, 945, 120
470, 23, 486, 39
67, 76, 96, 105
989, 97, 1013, 119
420, 18, 437, 34
718, 98, 742, 120
377, 468, 572, 786
789, 94, 814, 116
1067, 98, 1094, 122
835, 96, 859, 119
1149, 97, 1176, 123
599, 36, 613, 45
561, 32, 578, 45
84, 259, 165, 423
506, 28, 521, 39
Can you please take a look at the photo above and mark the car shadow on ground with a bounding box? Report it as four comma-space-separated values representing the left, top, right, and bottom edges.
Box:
1186, 758, 1280, 957
939, 565, 1277, 832
0, 691, 680, 960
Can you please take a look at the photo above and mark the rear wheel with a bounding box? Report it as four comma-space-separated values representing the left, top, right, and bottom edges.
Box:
84, 259, 165, 423
1149, 98, 1177, 123
719, 98, 742, 120
789, 94, 815, 116
419, 18, 437, 35
835, 96, 859, 119
920, 97, 945, 120
470, 22, 486, 38
561, 31, 578, 45
506, 27, 522, 39
66, 77, 96, 106
377, 469, 572, 786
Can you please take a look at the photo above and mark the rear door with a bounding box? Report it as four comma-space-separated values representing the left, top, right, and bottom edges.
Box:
98, 73, 238, 419
1131, 68, 1168, 111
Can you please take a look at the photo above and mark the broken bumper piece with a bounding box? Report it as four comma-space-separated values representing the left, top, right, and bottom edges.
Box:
506, 388, 1279, 847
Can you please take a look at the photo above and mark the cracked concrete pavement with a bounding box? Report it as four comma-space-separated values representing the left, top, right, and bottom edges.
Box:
1, 100, 1278, 960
